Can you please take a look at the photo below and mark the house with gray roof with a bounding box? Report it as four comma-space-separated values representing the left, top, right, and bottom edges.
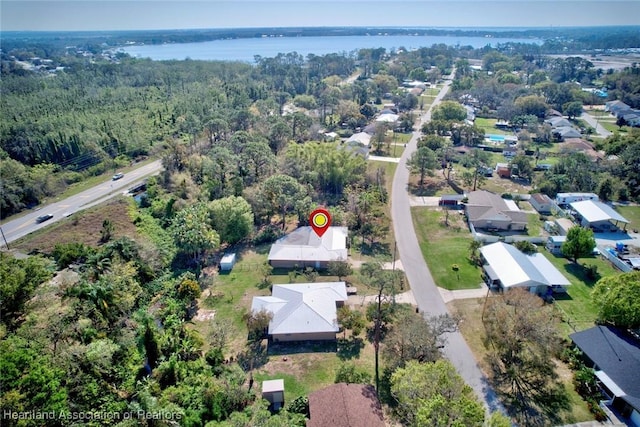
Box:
544, 116, 573, 128
553, 126, 582, 141
570, 200, 629, 232
251, 282, 347, 342
346, 131, 371, 147
465, 190, 528, 231
375, 113, 399, 124
268, 226, 348, 269
480, 241, 571, 295
605, 100, 632, 117
570, 325, 640, 426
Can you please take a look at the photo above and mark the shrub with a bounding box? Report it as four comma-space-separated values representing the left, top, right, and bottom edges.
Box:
252, 225, 283, 245
286, 396, 309, 416
52, 242, 93, 268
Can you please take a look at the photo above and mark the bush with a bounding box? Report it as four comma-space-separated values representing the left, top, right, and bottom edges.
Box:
501, 193, 513, 199
252, 225, 284, 245
52, 242, 93, 268
286, 396, 309, 416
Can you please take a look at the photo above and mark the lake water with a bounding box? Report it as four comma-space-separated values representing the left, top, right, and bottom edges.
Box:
119, 34, 542, 62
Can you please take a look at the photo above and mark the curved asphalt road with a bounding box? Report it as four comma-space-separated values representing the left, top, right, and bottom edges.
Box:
391, 75, 503, 412
0, 159, 162, 246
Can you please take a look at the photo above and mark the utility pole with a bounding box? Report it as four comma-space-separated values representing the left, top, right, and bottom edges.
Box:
0, 226, 9, 250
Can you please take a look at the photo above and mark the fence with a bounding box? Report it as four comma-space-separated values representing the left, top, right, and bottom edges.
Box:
598, 245, 633, 273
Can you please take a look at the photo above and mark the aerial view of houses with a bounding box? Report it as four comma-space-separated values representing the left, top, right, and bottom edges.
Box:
2, 6, 640, 427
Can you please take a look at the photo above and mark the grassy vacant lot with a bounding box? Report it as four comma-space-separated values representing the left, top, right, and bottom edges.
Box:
615, 204, 640, 232
350, 160, 398, 262
527, 212, 544, 237
411, 206, 481, 290
448, 298, 593, 425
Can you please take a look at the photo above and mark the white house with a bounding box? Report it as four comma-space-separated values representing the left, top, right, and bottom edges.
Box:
570, 200, 629, 232
556, 192, 598, 206
546, 236, 566, 255
480, 242, 571, 295
251, 282, 347, 342
268, 226, 348, 269
346, 132, 372, 147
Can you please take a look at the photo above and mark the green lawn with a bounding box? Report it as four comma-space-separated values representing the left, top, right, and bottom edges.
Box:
615, 205, 640, 232
411, 207, 481, 290
475, 117, 511, 136
540, 250, 619, 337
527, 212, 544, 237
600, 121, 629, 133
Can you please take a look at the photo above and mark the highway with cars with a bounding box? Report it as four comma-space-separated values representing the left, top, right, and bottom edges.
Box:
0, 159, 162, 246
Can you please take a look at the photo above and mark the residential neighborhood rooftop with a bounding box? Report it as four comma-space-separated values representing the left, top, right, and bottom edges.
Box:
307, 383, 385, 427
570, 200, 629, 225
570, 325, 640, 412
480, 242, 570, 289
251, 282, 347, 336
267, 226, 348, 264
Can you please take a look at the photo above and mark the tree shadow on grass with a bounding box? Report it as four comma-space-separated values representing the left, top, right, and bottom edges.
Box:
337, 337, 364, 360
485, 354, 571, 427
266, 340, 337, 357
562, 261, 601, 287
408, 182, 442, 197
237, 341, 269, 371
358, 242, 391, 258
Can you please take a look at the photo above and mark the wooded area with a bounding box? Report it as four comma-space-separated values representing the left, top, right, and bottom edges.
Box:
1, 29, 640, 426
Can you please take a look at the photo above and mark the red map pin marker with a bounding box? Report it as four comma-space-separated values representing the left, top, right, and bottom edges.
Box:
309, 208, 331, 238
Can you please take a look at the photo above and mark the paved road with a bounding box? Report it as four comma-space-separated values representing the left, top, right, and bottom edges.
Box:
391, 76, 503, 412
0, 159, 162, 246
580, 111, 612, 137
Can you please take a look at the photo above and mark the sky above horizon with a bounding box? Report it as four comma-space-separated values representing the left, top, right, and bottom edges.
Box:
2, 0, 640, 32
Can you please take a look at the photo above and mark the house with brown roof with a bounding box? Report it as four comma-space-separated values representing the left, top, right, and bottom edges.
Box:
530, 193, 554, 214
307, 383, 385, 427
465, 190, 528, 231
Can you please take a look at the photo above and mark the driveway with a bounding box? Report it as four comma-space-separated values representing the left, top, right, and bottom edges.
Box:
390, 74, 503, 412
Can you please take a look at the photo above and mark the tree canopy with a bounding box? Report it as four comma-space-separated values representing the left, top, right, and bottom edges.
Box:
592, 271, 640, 329
391, 360, 485, 427
561, 226, 596, 263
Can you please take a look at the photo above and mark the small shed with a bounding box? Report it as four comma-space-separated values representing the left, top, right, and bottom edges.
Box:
262, 379, 285, 411
555, 218, 575, 236
530, 193, 554, 215
220, 253, 237, 272
546, 236, 566, 255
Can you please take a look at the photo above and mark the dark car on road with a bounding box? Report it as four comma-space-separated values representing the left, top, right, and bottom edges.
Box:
35, 214, 54, 223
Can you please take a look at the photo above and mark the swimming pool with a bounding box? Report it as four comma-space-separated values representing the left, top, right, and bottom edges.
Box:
486, 134, 506, 142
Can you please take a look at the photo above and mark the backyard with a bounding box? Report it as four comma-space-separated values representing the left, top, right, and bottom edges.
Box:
194, 247, 379, 402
